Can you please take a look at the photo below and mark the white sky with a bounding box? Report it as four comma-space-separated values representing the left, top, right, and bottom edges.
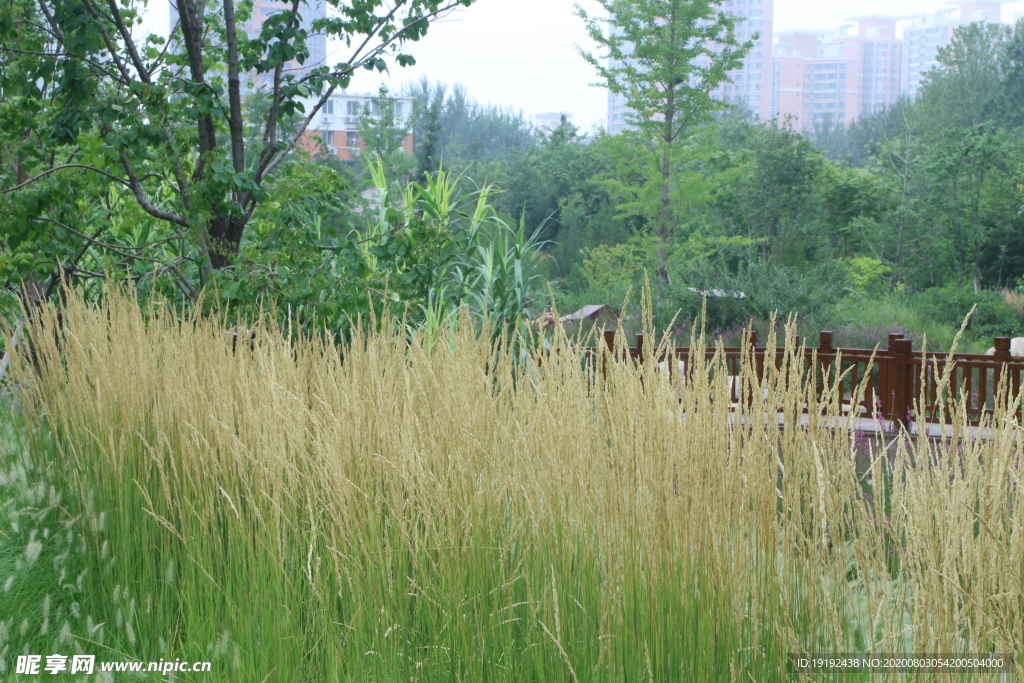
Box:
139, 0, 1024, 131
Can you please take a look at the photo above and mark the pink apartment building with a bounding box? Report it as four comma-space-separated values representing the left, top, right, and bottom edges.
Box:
772, 17, 901, 132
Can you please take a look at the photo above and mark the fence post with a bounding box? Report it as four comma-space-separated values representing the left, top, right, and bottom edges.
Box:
818, 331, 833, 403
889, 337, 912, 428
993, 337, 1011, 408
993, 336, 1011, 362
878, 333, 900, 419
635, 333, 644, 364
601, 329, 615, 380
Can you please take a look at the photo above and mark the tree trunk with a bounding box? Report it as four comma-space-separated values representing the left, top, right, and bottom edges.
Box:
658, 81, 675, 284
206, 213, 246, 268
658, 146, 671, 283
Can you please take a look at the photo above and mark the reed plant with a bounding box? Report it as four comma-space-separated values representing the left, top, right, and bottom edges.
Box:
0, 285, 1021, 681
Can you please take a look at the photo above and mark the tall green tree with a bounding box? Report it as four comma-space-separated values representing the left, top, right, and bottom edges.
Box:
577, 0, 752, 280
713, 121, 824, 265
406, 81, 534, 172
409, 79, 445, 180
499, 117, 601, 243
0, 0, 475, 305
918, 21, 1011, 130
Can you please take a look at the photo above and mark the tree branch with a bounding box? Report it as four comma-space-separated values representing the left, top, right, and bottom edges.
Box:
259, 2, 467, 184
104, 0, 151, 83
79, 0, 136, 84
222, 0, 245, 178
34, 0, 64, 42
118, 151, 189, 227
2, 164, 131, 193
254, 0, 301, 186
174, 0, 218, 161
147, 17, 182, 76
32, 217, 165, 263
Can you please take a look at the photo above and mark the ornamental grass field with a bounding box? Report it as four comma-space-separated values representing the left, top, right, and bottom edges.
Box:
0, 287, 1021, 681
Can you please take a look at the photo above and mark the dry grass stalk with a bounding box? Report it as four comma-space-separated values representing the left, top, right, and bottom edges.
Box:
5, 284, 1021, 680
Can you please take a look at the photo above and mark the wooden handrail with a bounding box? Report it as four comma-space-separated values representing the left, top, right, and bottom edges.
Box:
575, 330, 1024, 428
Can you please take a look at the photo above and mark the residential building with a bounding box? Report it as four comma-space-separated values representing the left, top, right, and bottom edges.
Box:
300, 92, 414, 163
713, 0, 775, 122
854, 17, 903, 116
240, 0, 327, 89
772, 17, 901, 132
901, 1, 1007, 98
605, 25, 633, 135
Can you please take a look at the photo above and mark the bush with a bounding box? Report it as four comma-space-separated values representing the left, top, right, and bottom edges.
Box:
907, 287, 1022, 339
644, 261, 846, 342
730, 261, 846, 323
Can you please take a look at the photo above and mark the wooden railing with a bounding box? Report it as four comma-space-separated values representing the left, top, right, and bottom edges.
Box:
583, 330, 1024, 428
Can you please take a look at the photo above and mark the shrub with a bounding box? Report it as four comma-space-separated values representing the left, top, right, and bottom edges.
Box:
907, 286, 1021, 339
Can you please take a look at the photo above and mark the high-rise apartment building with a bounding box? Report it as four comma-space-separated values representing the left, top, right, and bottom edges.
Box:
241, 0, 327, 90
605, 25, 633, 135
901, 1, 1007, 98
713, 0, 775, 122
772, 17, 901, 131
169, 0, 327, 91
855, 17, 903, 116
606, 0, 775, 134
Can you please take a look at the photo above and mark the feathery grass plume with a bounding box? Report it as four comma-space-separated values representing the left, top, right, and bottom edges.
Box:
2, 281, 1021, 681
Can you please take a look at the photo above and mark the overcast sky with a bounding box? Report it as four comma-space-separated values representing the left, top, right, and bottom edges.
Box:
140, 0, 1024, 131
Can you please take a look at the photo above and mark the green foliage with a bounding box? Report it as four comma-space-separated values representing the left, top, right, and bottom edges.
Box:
577, 0, 752, 275
906, 287, 1022, 339
712, 119, 826, 265
748, 263, 844, 322
406, 79, 535, 175
200, 161, 544, 341
918, 21, 1011, 130
0, 0, 476, 304
819, 165, 890, 258
498, 117, 602, 244
578, 233, 659, 304
842, 256, 892, 297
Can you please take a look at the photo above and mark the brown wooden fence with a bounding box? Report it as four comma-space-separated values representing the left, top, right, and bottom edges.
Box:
583, 330, 1024, 428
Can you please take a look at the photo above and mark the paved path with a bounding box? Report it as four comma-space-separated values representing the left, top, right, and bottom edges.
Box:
708, 407, 1018, 441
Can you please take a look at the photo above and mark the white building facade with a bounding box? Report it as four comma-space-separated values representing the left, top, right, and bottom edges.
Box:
303, 92, 414, 162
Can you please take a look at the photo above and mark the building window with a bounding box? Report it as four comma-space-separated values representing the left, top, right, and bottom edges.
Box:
323, 131, 333, 146
325, 100, 334, 115
347, 101, 360, 116
346, 131, 358, 148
